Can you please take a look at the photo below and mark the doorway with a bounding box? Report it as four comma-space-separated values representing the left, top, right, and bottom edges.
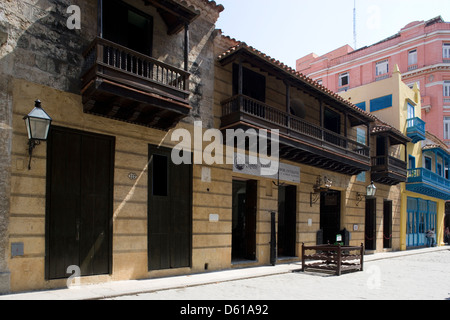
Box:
277, 185, 297, 257
148, 145, 192, 271
46, 127, 115, 280
383, 200, 393, 249
103, 0, 153, 56
232, 180, 257, 261
320, 191, 341, 244
324, 108, 341, 134
365, 198, 377, 250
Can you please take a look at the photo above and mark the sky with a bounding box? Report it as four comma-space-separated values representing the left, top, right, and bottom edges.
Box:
215, 0, 450, 68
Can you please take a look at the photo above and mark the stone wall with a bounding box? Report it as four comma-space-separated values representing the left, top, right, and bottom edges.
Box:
1, 0, 222, 293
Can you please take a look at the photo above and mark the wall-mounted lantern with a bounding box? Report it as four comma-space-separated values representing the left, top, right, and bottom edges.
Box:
356, 181, 377, 206
310, 176, 333, 207
23, 100, 52, 170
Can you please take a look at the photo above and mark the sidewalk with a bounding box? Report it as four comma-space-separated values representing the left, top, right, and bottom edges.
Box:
0, 246, 447, 300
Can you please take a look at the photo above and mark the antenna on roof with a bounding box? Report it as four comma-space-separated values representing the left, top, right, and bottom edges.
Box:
353, 0, 357, 49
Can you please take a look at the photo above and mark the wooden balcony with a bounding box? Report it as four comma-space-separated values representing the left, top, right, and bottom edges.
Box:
81, 37, 191, 131
371, 155, 407, 185
221, 95, 371, 175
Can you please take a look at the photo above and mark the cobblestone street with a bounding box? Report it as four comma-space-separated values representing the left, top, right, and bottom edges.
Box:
110, 250, 450, 300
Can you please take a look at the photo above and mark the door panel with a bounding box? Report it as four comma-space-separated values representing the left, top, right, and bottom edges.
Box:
320, 191, 341, 245
365, 199, 377, 250
148, 146, 192, 271
278, 185, 297, 257
47, 127, 114, 280
245, 180, 258, 260
383, 200, 393, 249
80, 135, 113, 276
232, 180, 257, 261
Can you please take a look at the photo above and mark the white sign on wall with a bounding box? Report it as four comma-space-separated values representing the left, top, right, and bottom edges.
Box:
233, 155, 300, 184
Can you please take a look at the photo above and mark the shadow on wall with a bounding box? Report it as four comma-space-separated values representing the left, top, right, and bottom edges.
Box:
0, 0, 97, 294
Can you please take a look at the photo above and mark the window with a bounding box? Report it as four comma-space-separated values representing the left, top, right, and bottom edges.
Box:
355, 102, 366, 111
376, 60, 389, 76
233, 64, 266, 102
152, 154, 168, 196
370, 95, 393, 112
339, 72, 349, 87
356, 127, 367, 182
425, 157, 432, 171
443, 43, 450, 59
437, 163, 443, 176
408, 49, 417, 65
407, 103, 415, 119
356, 127, 367, 145
444, 117, 450, 140
356, 172, 366, 183
444, 81, 450, 97
324, 108, 340, 134
408, 155, 416, 170
103, 0, 154, 56
446, 160, 449, 179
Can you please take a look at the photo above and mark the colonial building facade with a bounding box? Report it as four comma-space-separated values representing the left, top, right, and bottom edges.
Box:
0, 0, 411, 294
340, 66, 450, 250
297, 17, 450, 148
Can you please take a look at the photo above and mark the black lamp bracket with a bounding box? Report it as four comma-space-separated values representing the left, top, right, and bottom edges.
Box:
27, 139, 41, 170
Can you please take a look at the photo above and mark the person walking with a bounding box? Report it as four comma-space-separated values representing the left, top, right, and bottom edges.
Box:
426, 228, 435, 247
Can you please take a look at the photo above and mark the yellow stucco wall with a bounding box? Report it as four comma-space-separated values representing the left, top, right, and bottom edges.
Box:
340, 66, 446, 251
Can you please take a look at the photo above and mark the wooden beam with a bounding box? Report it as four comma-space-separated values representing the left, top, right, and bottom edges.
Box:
97, 0, 103, 37
184, 23, 189, 72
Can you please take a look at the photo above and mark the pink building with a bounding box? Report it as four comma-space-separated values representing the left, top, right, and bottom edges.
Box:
296, 16, 450, 147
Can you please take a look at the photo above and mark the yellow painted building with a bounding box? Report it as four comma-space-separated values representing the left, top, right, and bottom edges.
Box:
340, 66, 450, 250
0, 0, 422, 294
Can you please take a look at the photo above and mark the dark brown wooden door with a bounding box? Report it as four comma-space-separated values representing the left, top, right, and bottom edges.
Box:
232, 180, 257, 261
383, 200, 393, 249
148, 146, 192, 271
320, 191, 341, 244
278, 185, 297, 257
244, 180, 257, 260
365, 198, 377, 250
46, 127, 114, 280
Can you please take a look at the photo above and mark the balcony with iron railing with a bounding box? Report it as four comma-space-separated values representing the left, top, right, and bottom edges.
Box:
406, 117, 426, 143
407, 168, 450, 200
81, 37, 191, 131
221, 94, 371, 175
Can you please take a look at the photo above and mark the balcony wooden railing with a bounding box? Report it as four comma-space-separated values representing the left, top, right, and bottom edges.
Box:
407, 117, 425, 132
371, 155, 407, 185
408, 168, 450, 188
372, 155, 407, 172
407, 168, 450, 200
221, 94, 370, 158
406, 117, 426, 143
82, 37, 190, 102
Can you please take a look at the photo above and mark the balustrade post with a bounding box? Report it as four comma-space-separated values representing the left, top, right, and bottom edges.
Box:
97, 0, 103, 38
96, 39, 104, 71
285, 81, 291, 133
184, 23, 190, 72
